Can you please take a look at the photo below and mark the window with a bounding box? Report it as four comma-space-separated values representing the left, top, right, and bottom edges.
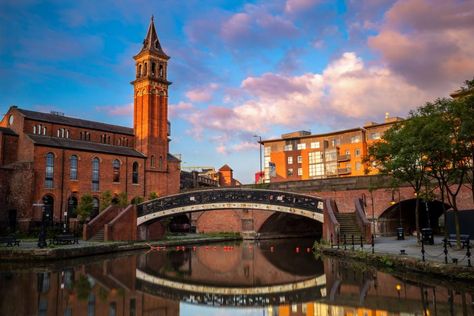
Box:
355, 148, 361, 157
345, 149, 350, 155
264, 146, 271, 156
310, 141, 320, 149
355, 161, 362, 171
159, 156, 163, 170
113, 159, 120, 182
297, 156, 302, 163
92, 158, 99, 192
350, 135, 361, 143
43, 126, 46, 135
284, 144, 293, 151
150, 155, 155, 168
138, 64, 142, 77
33, 125, 36, 134
309, 151, 323, 164
309, 164, 325, 177
159, 65, 163, 77
151, 62, 156, 76
45, 153, 54, 188
87, 294, 95, 316
8, 114, 14, 125
70, 155, 78, 180
132, 162, 139, 184
370, 132, 381, 140
297, 143, 306, 150
287, 156, 293, 164
287, 168, 293, 176
331, 138, 340, 147
297, 168, 302, 176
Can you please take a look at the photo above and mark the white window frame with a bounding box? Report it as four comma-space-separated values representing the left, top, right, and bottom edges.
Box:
297, 143, 306, 150
310, 141, 320, 149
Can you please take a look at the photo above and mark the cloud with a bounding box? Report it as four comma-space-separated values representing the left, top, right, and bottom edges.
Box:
169, 101, 194, 118
179, 52, 431, 155
285, 0, 320, 13
368, 0, 474, 92
95, 103, 133, 116
185, 83, 219, 102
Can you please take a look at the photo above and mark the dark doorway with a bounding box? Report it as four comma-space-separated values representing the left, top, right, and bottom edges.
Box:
8, 209, 17, 232
378, 199, 448, 236
67, 196, 78, 218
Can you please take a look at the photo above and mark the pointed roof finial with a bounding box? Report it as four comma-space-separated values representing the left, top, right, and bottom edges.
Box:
137, 15, 169, 59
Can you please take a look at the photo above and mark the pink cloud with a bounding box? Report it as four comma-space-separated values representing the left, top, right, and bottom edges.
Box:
285, 0, 320, 13
95, 103, 133, 116
185, 83, 219, 102
169, 102, 194, 119
368, 0, 474, 92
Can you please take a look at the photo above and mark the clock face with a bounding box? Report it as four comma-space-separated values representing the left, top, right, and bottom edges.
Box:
8, 115, 14, 125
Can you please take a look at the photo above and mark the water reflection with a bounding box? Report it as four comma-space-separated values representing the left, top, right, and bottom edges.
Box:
0, 239, 473, 316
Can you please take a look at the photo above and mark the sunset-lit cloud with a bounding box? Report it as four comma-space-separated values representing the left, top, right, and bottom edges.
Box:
95, 103, 133, 116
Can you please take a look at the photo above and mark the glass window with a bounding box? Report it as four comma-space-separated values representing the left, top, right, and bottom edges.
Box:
350, 135, 361, 143
70, 155, 78, 180
310, 141, 320, 149
297, 168, 302, 176
150, 155, 155, 168
284, 144, 293, 151
113, 159, 120, 182
264, 146, 271, 156
92, 158, 99, 192
287, 156, 293, 164
355, 148, 361, 157
287, 168, 293, 176
355, 161, 362, 170
297, 143, 306, 150
308, 151, 323, 164
297, 156, 302, 163
45, 153, 54, 188
132, 162, 139, 184
370, 132, 381, 140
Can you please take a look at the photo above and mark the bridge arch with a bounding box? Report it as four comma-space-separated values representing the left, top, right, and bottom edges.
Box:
137, 188, 325, 227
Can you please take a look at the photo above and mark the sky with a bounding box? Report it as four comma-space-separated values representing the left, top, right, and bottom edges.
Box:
1, 0, 474, 183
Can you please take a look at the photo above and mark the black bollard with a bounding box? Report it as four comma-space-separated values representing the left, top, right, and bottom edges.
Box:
344, 234, 347, 250
421, 239, 425, 262
371, 234, 375, 254
351, 234, 355, 251
443, 238, 448, 264
360, 236, 363, 249
467, 241, 471, 267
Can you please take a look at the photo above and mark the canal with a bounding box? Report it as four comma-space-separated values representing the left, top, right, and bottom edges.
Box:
1, 238, 473, 315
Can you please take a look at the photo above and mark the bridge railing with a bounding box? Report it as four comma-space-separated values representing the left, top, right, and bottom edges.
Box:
137, 188, 323, 218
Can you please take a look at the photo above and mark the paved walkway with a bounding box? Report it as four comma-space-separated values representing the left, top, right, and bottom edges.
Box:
334, 235, 472, 266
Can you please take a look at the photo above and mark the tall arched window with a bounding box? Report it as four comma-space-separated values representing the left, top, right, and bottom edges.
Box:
113, 159, 120, 182
43, 126, 46, 135
92, 158, 100, 192
45, 153, 54, 188
143, 63, 147, 76
159, 65, 163, 77
138, 64, 142, 77
33, 125, 36, 134
159, 156, 163, 170
70, 155, 78, 180
151, 62, 156, 76
132, 162, 139, 184
150, 155, 155, 168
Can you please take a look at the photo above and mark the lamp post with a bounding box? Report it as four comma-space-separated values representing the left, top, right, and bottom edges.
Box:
253, 135, 263, 182
33, 203, 47, 248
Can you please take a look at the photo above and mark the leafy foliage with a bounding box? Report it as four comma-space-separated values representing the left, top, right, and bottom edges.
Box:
100, 190, 113, 212
77, 194, 94, 222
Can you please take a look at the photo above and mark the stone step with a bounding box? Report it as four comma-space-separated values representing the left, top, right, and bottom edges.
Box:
89, 228, 104, 242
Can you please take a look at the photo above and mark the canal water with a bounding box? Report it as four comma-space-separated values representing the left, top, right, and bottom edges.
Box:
1, 238, 473, 316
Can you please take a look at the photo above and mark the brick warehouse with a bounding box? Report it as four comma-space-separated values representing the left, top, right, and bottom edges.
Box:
0, 17, 180, 231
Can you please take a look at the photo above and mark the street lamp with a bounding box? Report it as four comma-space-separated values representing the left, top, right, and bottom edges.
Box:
253, 135, 263, 182
33, 202, 47, 248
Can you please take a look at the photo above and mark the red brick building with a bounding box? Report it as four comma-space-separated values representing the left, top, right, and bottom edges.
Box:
0, 17, 180, 231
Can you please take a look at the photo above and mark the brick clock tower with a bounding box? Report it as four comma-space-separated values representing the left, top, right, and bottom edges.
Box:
132, 16, 175, 196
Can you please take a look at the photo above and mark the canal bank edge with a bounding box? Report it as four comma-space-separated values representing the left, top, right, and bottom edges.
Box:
0, 235, 242, 263
317, 245, 474, 282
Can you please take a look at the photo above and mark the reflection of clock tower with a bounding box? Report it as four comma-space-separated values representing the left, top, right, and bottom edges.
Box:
132, 16, 172, 196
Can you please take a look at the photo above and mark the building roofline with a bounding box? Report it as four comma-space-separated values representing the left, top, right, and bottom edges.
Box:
260, 127, 365, 144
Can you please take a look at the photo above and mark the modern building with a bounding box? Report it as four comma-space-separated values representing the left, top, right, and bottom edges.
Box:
260, 114, 402, 183
0, 17, 180, 231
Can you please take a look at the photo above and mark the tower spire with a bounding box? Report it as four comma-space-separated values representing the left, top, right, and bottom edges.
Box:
139, 15, 169, 59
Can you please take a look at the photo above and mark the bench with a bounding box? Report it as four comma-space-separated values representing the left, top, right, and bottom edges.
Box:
447, 234, 470, 248
50, 234, 79, 245
0, 235, 20, 247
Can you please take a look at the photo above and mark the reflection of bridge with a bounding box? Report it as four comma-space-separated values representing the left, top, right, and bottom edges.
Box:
137, 188, 324, 226
136, 269, 326, 307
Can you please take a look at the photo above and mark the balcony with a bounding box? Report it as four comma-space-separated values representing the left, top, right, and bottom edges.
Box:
337, 167, 351, 175
337, 154, 351, 162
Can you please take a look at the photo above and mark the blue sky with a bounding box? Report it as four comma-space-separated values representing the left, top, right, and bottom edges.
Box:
1, 0, 473, 183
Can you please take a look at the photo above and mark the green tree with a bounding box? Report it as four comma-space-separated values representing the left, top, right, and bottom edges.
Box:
77, 194, 94, 222
117, 191, 128, 207
368, 116, 430, 241
131, 196, 144, 205
100, 190, 113, 212
148, 192, 158, 200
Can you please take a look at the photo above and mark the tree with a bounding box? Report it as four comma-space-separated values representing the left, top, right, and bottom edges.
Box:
117, 192, 128, 208
100, 190, 113, 212
77, 194, 94, 223
131, 196, 144, 205
148, 192, 158, 200
368, 116, 430, 241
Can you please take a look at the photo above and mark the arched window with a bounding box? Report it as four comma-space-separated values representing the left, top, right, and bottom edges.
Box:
66, 129, 69, 138
138, 64, 142, 77
152, 62, 156, 76
132, 162, 139, 184
33, 125, 36, 134
57, 129, 61, 137
159, 156, 163, 170
159, 65, 163, 77
43, 126, 46, 135
107, 136, 111, 144
45, 153, 54, 188
86, 132, 90, 141
143, 62, 147, 76
70, 155, 78, 180
113, 159, 120, 182
150, 155, 155, 168
92, 158, 100, 192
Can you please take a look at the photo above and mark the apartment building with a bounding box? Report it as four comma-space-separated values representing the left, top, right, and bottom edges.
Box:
260, 115, 402, 183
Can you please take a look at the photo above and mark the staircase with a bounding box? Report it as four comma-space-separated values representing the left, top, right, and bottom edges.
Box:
89, 228, 104, 242
334, 212, 363, 241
